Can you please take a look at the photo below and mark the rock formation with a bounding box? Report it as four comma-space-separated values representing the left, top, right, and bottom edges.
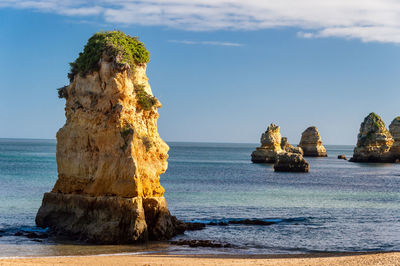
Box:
350, 113, 394, 163
298, 127, 327, 157
281, 137, 303, 155
338, 155, 347, 160
389, 117, 400, 162
251, 124, 284, 163
274, 153, 309, 172
36, 31, 184, 243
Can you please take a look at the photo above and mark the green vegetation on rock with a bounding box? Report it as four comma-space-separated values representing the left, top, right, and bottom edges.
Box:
367, 112, 386, 130
68, 31, 150, 81
392, 116, 400, 122
121, 125, 134, 139
135, 85, 157, 111
141, 136, 153, 152
57, 86, 68, 99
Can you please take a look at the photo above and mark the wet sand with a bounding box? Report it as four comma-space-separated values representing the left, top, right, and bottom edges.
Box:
1, 252, 399, 265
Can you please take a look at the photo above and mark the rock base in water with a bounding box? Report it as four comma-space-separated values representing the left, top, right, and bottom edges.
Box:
349, 155, 395, 163
338, 155, 347, 160
274, 153, 309, 172
350, 113, 394, 163
36, 192, 182, 244
298, 126, 327, 157
251, 123, 283, 163
171, 239, 232, 248
251, 148, 282, 163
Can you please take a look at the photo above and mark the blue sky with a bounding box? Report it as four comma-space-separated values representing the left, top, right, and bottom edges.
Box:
0, 1, 400, 145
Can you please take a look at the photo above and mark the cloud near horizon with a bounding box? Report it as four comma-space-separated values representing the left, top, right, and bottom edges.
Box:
3, 0, 400, 43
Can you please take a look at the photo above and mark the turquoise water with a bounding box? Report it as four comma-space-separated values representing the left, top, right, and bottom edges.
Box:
0, 139, 400, 256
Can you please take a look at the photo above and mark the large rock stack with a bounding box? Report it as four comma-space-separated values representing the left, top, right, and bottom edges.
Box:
251, 124, 283, 163
252, 124, 309, 172
298, 126, 327, 157
36, 31, 184, 243
389, 117, 400, 162
350, 113, 394, 162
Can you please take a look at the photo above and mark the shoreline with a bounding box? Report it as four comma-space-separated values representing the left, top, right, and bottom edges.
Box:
1, 252, 399, 265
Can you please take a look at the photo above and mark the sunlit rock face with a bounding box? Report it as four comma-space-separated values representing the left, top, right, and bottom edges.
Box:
36, 32, 183, 243
389, 117, 400, 162
251, 123, 284, 163
298, 126, 327, 157
281, 137, 303, 155
350, 113, 394, 163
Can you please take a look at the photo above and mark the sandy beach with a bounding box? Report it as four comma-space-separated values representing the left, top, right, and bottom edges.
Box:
1, 252, 399, 266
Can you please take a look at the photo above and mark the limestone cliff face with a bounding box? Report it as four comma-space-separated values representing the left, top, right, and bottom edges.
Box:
350, 113, 394, 162
281, 137, 303, 155
389, 117, 400, 161
52, 62, 167, 198
36, 32, 183, 243
298, 127, 327, 157
251, 124, 283, 163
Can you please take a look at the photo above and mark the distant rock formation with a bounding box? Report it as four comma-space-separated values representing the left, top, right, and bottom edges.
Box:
251, 124, 283, 163
350, 113, 394, 162
298, 127, 327, 157
274, 153, 309, 172
338, 155, 347, 160
281, 137, 303, 155
36, 31, 184, 243
389, 117, 400, 162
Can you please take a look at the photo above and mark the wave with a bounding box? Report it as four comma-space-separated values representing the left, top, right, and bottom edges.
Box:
185, 217, 309, 226
0, 225, 49, 236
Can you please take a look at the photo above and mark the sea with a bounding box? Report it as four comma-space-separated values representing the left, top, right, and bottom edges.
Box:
0, 138, 399, 257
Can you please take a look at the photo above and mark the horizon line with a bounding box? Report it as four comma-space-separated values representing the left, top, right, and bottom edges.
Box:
0, 137, 355, 146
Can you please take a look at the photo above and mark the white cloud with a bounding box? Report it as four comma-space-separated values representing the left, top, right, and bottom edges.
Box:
168, 40, 243, 47
2, 0, 400, 43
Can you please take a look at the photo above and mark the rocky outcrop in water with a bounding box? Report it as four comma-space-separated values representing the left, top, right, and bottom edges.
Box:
36, 31, 184, 243
251, 124, 283, 163
281, 137, 303, 155
274, 153, 309, 172
298, 126, 327, 157
171, 239, 232, 248
389, 117, 400, 162
350, 113, 394, 163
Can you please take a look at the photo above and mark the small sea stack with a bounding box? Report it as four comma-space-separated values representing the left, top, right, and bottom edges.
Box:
338, 155, 347, 160
251, 123, 283, 163
298, 126, 327, 157
281, 137, 303, 155
389, 117, 400, 162
35, 31, 184, 243
350, 113, 394, 163
274, 153, 309, 172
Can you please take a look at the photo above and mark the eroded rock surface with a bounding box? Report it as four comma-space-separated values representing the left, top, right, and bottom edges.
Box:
281, 137, 303, 155
251, 124, 284, 163
298, 126, 327, 157
350, 113, 394, 162
389, 117, 400, 161
36, 31, 183, 243
274, 153, 309, 172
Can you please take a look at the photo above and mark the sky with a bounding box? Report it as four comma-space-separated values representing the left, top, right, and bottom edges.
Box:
0, 1, 400, 145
